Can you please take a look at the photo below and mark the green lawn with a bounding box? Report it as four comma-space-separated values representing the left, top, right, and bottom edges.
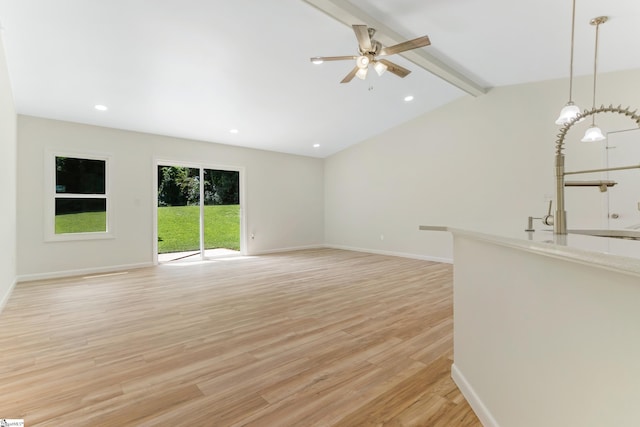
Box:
55, 211, 106, 234
157, 204, 240, 253
55, 205, 240, 254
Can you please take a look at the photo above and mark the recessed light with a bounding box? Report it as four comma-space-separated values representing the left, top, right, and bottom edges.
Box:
94, 104, 108, 111
230, 129, 239, 134
404, 95, 414, 102
313, 144, 320, 148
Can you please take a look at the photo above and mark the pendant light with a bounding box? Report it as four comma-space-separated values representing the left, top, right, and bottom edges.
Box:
555, 0, 581, 125
581, 16, 607, 142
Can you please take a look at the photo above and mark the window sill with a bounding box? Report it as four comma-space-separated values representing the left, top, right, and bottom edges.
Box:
45, 232, 115, 243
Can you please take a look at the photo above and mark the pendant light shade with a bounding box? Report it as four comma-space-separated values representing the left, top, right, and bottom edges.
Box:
555, 102, 581, 125
556, 0, 581, 125
356, 67, 368, 80
581, 125, 606, 142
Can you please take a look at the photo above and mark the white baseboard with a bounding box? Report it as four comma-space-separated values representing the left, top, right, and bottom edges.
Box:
325, 244, 453, 264
17, 262, 154, 282
451, 363, 500, 427
248, 244, 326, 256
14, 245, 450, 281
0, 278, 17, 315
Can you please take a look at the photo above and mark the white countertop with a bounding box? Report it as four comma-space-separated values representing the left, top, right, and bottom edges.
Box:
419, 225, 640, 278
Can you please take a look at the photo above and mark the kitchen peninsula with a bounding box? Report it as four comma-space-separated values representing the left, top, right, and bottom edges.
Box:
420, 225, 640, 427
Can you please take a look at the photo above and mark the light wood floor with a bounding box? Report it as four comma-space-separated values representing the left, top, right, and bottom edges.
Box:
0, 248, 481, 426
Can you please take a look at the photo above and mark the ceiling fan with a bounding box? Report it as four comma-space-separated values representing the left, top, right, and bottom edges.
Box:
310, 24, 431, 83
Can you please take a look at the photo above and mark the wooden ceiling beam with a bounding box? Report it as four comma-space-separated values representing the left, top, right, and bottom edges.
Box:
301, 0, 488, 97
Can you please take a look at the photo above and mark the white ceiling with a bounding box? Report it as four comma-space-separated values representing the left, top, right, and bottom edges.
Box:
1, 0, 640, 158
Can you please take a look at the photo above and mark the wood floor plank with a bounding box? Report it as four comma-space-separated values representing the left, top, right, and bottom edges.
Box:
0, 248, 480, 426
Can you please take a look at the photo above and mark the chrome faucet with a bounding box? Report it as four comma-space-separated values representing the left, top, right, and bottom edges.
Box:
552, 105, 640, 234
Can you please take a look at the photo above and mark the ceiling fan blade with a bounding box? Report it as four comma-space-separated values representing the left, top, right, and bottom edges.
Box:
352, 24, 372, 52
310, 55, 357, 62
379, 35, 431, 56
340, 66, 359, 83
378, 59, 411, 78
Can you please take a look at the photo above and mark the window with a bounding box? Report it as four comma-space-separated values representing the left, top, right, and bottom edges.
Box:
47, 152, 112, 241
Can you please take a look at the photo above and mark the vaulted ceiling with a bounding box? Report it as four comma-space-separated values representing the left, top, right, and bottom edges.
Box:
1, 0, 639, 157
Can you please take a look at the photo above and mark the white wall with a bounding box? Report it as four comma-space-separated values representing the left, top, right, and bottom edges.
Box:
0, 32, 17, 308
452, 233, 640, 427
14, 68, 640, 278
17, 116, 324, 279
324, 68, 640, 261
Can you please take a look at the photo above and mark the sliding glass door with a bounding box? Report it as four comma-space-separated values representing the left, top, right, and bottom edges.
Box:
157, 164, 241, 262
203, 169, 240, 257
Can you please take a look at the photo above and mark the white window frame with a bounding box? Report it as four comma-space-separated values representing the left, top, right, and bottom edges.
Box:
45, 150, 114, 242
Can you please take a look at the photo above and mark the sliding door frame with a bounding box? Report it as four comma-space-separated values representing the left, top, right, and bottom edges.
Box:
152, 158, 246, 264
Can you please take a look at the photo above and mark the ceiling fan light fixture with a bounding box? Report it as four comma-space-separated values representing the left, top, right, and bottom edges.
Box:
581, 125, 605, 142
312, 24, 429, 84
373, 61, 387, 76
356, 55, 370, 69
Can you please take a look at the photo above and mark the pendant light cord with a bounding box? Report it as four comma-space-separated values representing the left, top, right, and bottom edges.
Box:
568, 0, 576, 103
590, 19, 602, 126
